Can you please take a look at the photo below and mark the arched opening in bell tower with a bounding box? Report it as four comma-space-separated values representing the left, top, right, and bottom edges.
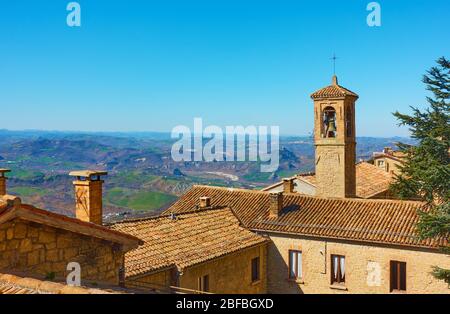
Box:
323, 107, 337, 138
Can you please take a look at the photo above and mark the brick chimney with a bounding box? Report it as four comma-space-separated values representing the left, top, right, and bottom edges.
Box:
199, 196, 211, 209
0, 169, 11, 196
69, 170, 107, 225
269, 192, 283, 219
383, 147, 393, 155
283, 178, 295, 194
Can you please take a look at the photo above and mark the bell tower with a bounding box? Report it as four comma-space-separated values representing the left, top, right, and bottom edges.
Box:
310, 75, 358, 198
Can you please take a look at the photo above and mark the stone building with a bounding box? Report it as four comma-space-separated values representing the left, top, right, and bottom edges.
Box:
372, 147, 406, 175
109, 200, 269, 294
164, 185, 449, 294
0, 170, 142, 291
161, 76, 449, 294
263, 161, 394, 199
263, 76, 396, 199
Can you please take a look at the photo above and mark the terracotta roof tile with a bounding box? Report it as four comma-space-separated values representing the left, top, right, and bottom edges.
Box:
311, 77, 358, 99
271, 162, 393, 199
0, 195, 142, 250
109, 208, 268, 278
0, 273, 121, 294
164, 185, 445, 250
354, 162, 393, 198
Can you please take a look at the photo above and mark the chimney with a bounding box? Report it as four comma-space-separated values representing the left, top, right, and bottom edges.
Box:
269, 192, 283, 219
282, 178, 295, 194
383, 147, 393, 155
69, 170, 107, 225
199, 196, 211, 209
0, 169, 11, 196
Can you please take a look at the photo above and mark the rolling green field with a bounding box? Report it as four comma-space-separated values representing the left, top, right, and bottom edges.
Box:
9, 186, 49, 197
106, 187, 177, 211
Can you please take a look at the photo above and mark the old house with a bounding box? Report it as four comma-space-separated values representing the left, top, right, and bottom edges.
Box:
0, 169, 142, 289
109, 198, 269, 294
372, 147, 406, 175
163, 185, 449, 294
263, 161, 394, 199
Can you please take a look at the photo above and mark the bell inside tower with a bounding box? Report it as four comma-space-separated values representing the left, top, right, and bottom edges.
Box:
323, 107, 337, 138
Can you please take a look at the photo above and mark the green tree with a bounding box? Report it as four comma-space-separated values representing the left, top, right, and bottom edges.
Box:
391, 57, 450, 284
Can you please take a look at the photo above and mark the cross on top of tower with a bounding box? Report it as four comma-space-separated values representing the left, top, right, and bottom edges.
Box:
330, 53, 338, 76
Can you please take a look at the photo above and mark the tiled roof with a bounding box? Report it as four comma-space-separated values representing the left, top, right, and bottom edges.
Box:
164, 185, 445, 250
0, 273, 120, 294
0, 195, 142, 250
373, 151, 406, 162
311, 76, 358, 99
109, 208, 269, 278
263, 162, 393, 199
354, 162, 393, 198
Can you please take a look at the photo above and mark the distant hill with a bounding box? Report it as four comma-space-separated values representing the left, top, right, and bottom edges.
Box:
0, 130, 415, 219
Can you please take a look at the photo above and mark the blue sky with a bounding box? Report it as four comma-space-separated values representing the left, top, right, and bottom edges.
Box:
0, 0, 448, 136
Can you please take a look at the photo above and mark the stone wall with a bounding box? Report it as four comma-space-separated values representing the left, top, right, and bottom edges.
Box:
266, 233, 450, 294
0, 218, 124, 285
127, 268, 175, 293
374, 157, 403, 176
179, 244, 267, 294
128, 244, 267, 294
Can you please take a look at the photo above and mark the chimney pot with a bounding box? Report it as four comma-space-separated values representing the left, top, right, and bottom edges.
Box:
282, 178, 295, 194
269, 192, 283, 219
69, 170, 107, 225
199, 196, 211, 209
0, 169, 11, 196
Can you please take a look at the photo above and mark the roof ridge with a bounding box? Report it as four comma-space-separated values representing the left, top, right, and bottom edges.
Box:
310, 82, 359, 99
109, 205, 230, 225
285, 193, 425, 206
12, 203, 143, 244
192, 184, 270, 194
192, 185, 424, 206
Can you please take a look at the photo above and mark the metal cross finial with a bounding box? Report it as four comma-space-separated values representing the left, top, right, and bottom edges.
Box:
330, 53, 338, 75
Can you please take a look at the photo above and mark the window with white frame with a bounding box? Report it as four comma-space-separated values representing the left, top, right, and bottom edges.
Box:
288, 250, 303, 280
331, 255, 345, 285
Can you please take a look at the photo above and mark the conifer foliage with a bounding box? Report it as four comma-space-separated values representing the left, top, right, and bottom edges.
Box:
392, 57, 450, 283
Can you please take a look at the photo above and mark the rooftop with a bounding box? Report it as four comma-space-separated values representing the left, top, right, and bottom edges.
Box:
109, 207, 269, 278
0, 273, 122, 294
163, 185, 445, 250
264, 162, 394, 199
0, 195, 143, 251
311, 75, 359, 99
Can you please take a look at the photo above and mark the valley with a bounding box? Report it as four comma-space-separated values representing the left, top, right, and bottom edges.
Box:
0, 129, 415, 220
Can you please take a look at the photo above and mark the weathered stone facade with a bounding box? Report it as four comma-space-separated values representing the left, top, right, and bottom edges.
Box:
0, 218, 125, 285
131, 243, 268, 294
312, 77, 358, 199
179, 244, 267, 294
374, 155, 404, 175
266, 233, 450, 294
129, 268, 175, 292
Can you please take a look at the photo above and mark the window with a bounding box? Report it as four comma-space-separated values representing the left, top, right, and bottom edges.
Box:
377, 160, 385, 168
251, 257, 260, 283
198, 275, 209, 292
288, 250, 303, 280
331, 255, 345, 285
390, 261, 406, 292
